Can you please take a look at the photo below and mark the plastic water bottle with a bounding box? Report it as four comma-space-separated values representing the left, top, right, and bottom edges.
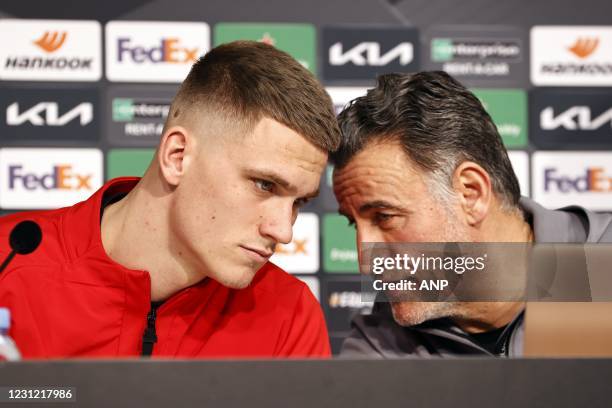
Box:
0, 308, 21, 361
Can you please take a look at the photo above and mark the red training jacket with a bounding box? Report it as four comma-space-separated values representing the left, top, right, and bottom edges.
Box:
0, 178, 331, 358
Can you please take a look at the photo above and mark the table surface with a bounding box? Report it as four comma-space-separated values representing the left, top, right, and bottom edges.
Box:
0, 358, 610, 407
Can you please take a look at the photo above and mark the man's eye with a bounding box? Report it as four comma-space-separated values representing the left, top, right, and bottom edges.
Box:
255, 179, 274, 192
373, 213, 394, 225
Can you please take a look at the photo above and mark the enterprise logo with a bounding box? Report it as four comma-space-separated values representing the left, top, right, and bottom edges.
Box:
432, 39, 520, 61
425, 27, 527, 85
112, 99, 169, 122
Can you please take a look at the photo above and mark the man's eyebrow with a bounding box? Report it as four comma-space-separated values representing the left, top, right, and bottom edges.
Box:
248, 169, 295, 191
359, 200, 403, 213
337, 201, 403, 219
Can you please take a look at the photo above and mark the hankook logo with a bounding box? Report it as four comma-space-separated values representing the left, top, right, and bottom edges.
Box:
568, 37, 599, 59
531, 26, 612, 86
33, 31, 67, 53
0, 19, 101, 81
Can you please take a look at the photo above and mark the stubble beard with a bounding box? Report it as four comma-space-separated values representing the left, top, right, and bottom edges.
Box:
390, 204, 471, 327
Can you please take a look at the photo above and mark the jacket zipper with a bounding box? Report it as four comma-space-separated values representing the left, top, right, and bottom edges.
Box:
141, 301, 163, 356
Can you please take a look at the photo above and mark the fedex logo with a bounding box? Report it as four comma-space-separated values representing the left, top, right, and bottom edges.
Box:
8, 165, 91, 191
105, 21, 209, 83
0, 148, 102, 210
533, 152, 612, 210
117, 38, 198, 63
544, 167, 612, 192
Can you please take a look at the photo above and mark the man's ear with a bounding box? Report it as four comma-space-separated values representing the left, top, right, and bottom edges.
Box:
452, 161, 492, 226
157, 126, 192, 186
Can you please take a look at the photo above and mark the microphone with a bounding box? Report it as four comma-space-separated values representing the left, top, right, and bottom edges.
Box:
0, 220, 42, 274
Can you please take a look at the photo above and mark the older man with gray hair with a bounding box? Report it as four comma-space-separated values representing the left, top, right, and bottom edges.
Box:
332, 71, 612, 357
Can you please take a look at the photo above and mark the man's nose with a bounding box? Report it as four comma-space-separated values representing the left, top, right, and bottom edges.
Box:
259, 203, 294, 245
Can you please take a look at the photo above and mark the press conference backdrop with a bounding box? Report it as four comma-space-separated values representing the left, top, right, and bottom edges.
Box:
0, 0, 611, 354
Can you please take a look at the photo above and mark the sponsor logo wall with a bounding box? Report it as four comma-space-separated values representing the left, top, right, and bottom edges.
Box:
3, 17, 612, 353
